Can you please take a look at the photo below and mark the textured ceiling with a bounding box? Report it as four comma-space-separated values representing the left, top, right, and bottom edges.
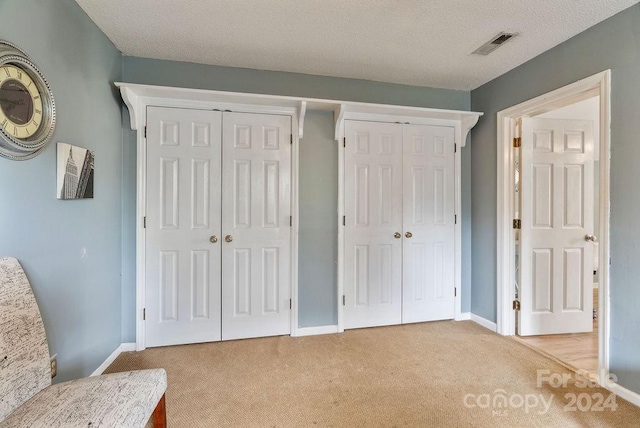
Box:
75, 0, 638, 90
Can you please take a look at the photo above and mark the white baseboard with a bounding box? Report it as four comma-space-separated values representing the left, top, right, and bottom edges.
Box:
295, 325, 339, 337
470, 313, 497, 332
456, 312, 471, 321
607, 381, 640, 408
120, 342, 136, 352
91, 342, 136, 376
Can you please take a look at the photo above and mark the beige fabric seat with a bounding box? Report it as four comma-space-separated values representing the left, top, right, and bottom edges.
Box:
0, 257, 167, 427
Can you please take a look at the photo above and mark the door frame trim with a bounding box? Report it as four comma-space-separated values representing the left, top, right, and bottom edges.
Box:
121, 92, 300, 350
495, 70, 611, 385
337, 116, 471, 332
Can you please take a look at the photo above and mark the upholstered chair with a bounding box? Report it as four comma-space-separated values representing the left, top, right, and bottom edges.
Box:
0, 257, 167, 427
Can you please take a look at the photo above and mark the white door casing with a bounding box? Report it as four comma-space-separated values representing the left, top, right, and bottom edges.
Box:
402, 125, 456, 323
145, 107, 223, 347
519, 118, 595, 336
344, 120, 404, 329
221, 112, 292, 340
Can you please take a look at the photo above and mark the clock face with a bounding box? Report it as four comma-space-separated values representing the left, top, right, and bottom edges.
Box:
0, 64, 43, 140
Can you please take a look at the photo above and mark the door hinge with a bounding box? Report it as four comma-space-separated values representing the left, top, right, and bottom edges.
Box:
143, 217, 146, 228
513, 137, 521, 148
290, 134, 293, 145
290, 216, 293, 227
343, 137, 346, 148
454, 288, 457, 297
455, 215, 457, 224
289, 299, 292, 310
513, 219, 521, 229
342, 295, 346, 306
143, 308, 146, 320
144, 126, 147, 139
454, 144, 457, 153
513, 300, 521, 311
342, 216, 346, 226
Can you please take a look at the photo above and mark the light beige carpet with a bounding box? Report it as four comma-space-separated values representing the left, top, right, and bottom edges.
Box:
105, 321, 640, 427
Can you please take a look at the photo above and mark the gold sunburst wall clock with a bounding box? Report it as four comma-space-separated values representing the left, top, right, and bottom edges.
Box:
0, 40, 56, 160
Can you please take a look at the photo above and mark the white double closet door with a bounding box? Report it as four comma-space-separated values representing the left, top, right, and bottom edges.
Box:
344, 120, 456, 329
145, 106, 292, 347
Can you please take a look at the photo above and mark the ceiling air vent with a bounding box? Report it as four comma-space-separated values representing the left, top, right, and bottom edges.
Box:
472, 32, 519, 55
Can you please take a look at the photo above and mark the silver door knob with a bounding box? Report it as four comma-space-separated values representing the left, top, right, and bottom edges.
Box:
405, 232, 413, 238
225, 235, 233, 243
585, 234, 597, 242
394, 232, 401, 239
210, 235, 218, 244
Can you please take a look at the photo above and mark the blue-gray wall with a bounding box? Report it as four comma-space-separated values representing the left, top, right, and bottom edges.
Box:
471, 5, 640, 394
121, 56, 472, 333
298, 111, 338, 327
0, 0, 123, 381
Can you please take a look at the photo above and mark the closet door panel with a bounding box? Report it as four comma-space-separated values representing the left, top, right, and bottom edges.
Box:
221, 112, 292, 340
145, 107, 222, 347
344, 120, 403, 329
402, 125, 456, 323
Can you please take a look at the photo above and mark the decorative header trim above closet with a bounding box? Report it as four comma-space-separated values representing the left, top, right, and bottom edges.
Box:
116, 83, 483, 146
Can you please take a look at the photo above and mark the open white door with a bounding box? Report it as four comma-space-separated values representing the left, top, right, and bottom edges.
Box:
146, 107, 222, 347
344, 120, 403, 329
221, 112, 292, 340
519, 118, 595, 336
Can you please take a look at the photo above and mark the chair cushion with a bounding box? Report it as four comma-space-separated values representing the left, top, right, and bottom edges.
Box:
0, 369, 167, 428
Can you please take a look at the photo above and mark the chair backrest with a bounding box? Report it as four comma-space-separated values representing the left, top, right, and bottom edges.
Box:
0, 257, 51, 421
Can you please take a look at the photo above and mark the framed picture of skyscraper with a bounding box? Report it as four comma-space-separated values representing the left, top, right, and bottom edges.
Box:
56, 143, 94, 200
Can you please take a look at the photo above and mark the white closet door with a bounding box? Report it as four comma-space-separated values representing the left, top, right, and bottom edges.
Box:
344, 120, 403, 329
221, 112, 292, 340
519, 118, 594, 336
402, 125, 456, 323
146, 107, 222, 347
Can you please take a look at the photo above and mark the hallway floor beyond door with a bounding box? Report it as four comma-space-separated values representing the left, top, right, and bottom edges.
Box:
515, 287, 599, 376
